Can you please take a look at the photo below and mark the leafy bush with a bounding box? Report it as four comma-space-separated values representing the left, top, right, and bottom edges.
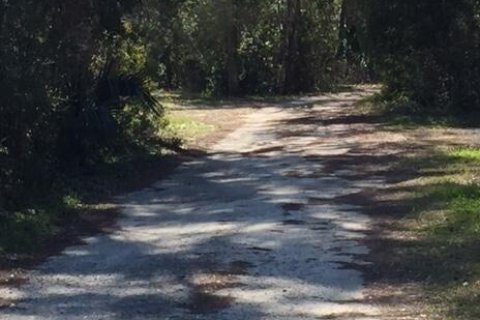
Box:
0, 211, 53, 254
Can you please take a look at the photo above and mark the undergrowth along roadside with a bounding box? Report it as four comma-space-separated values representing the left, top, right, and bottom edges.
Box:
0, 94, 220, 262
356, 93, 480, 129
0, 153, 179, 260
407, 147, 480, 319
357, 93, 480, 320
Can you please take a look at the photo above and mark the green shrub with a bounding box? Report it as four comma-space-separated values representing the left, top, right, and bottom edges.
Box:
0, 211, 53, 254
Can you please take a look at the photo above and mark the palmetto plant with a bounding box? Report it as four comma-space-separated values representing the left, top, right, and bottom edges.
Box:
58, 61, 165, 167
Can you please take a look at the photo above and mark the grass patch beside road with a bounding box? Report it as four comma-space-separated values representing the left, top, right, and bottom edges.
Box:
354, 94, 480, 319
160, 114, 214, 144
356, 93, 472, 129
397, 147, 480, 319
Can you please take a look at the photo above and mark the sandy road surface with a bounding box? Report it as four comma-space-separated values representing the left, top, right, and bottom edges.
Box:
2, 90, 385, 319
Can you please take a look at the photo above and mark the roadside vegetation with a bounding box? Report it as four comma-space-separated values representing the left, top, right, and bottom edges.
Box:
356, 93, 480, 319
0, 91, 226, 261
406, 147, 480, 319
2, 1, 480, 317
158, 93, 216, 144
356, 93, 480, 129
1, 0, 360, 259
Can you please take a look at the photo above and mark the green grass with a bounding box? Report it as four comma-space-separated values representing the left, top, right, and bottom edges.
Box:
352, 92, 480, 317
160, 114, 214, 143
350, 93, 480, 318
419, 183, 480, 237
449, 148, 480, 163
156, 90, 241, 108
0, 193, 80, 255
403, 147, 480, 319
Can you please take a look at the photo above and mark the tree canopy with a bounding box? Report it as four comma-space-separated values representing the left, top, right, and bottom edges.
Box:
1, 0, 480, 219
365, 0, 480, 114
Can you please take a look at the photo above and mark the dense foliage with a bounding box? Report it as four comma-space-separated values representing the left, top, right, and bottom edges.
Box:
1, 0, 363, 217
12, 0, 480, 251
0, 1, 166, 213
140, 0, 347, 95
365, 0, 480, 114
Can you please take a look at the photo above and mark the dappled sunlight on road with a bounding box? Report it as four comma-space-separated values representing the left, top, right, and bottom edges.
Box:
3, 89, 385, 320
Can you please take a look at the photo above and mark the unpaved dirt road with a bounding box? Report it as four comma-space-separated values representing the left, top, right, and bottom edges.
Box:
2, 89, 385, 319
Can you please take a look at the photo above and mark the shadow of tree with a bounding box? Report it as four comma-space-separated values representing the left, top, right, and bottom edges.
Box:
4, 104, 379, 318
4, 142, 378, 319
9, 88, 478, 319
274, 104, 480, 319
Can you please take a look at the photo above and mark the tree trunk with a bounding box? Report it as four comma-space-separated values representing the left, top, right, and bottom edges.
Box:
283, 0, 302, 94
225, 0, 240, 96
